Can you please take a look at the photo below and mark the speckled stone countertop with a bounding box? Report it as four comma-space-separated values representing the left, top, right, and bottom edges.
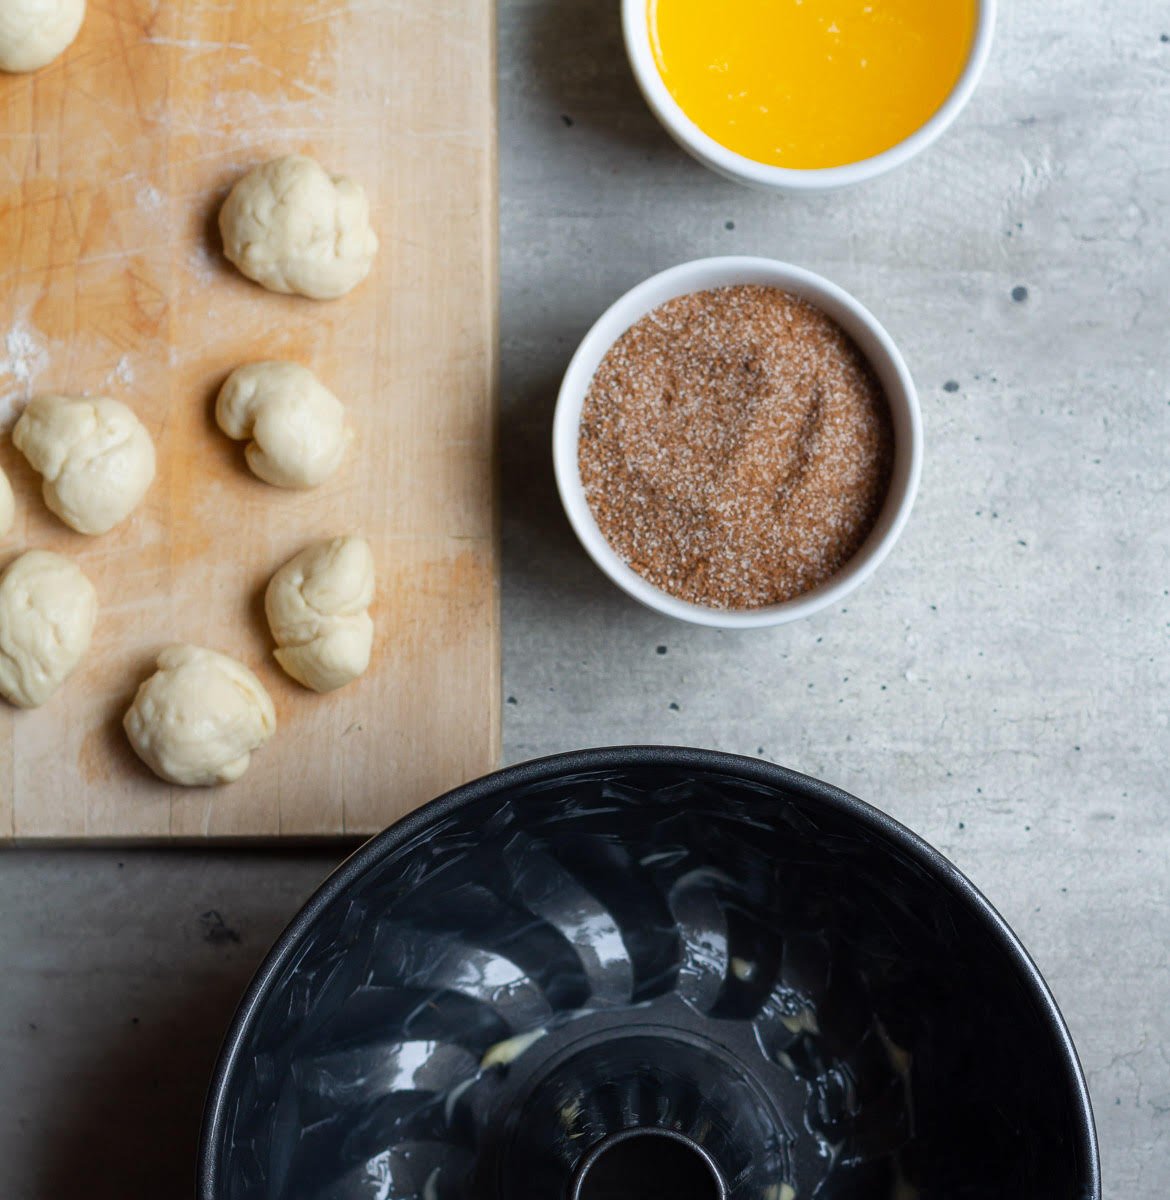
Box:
1, 4, 1167, 1197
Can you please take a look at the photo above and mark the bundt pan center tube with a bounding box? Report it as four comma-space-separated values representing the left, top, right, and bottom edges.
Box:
198, 747, 1100, 1200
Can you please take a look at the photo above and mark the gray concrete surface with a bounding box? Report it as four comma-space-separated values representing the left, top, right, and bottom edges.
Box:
1, 2, 1167, 1196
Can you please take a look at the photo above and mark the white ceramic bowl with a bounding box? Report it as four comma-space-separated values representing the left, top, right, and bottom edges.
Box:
553, 257, 922, 629
622, 0, 997, 192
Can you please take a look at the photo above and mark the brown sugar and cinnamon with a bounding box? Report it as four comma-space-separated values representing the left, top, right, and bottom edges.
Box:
578, 285, 894, 610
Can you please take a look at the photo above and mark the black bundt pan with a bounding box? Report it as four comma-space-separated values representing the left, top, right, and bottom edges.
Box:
199, 747, 1100, 1200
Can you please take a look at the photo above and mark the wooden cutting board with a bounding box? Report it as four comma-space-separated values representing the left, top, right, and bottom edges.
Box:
0, 1, 498, 839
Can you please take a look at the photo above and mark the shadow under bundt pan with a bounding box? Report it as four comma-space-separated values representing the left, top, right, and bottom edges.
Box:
199, 748, 1100, 1200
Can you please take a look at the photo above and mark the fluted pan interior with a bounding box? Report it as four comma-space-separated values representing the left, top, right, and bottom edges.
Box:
201, 749, 1098, 1200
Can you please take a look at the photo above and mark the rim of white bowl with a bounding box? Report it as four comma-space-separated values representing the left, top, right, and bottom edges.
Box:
621, 0, 997, 192
552, 257, 923, 630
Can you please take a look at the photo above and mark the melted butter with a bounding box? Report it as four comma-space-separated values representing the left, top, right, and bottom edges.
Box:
648, 0, 978, 168
560, 1097, 584, 1133
780, 1006, 821, 1035
764, 1184, 798, 1200
479, 1027, 547, 1069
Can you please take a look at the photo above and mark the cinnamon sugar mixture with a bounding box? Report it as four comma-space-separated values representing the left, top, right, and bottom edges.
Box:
578, 285, 894, 609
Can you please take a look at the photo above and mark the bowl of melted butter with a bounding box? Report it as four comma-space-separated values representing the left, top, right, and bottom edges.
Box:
625, 0, 996, 190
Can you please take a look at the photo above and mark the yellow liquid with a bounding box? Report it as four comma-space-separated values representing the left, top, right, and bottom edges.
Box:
648, 0, 978, 169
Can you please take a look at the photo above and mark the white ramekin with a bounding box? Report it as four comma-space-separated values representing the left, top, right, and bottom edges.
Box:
622, 0, 997, 192
553, 257, 922, 629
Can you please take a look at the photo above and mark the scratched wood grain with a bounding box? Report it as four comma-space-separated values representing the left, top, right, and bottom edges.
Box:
0, 0, 499, 839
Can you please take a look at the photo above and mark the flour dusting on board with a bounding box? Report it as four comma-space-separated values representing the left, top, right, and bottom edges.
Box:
188, 243, 217, 284
107, 355, 135, 388
136, 183, 164, 212
0, 319, 50, 427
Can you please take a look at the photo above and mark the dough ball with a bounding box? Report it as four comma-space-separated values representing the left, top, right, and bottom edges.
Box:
0, 0, 85, 73
13, 394, 156, 535
0, 466, 13, 537
123, 645, 277, 787
218, 154, 379, 300
0, 549, 96, 708
265, 536, 375, 693
216, 361, 350, 489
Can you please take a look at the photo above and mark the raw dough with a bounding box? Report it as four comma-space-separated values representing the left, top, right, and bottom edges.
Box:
0, 466, 13, 537
216, 361, 350, 488
218, 154, 379, 300
13, 394, 156, 535
0, 0, 85, 73
123, 645, 277, 787
0, 549, 97, 708
265, 536, 375, 693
